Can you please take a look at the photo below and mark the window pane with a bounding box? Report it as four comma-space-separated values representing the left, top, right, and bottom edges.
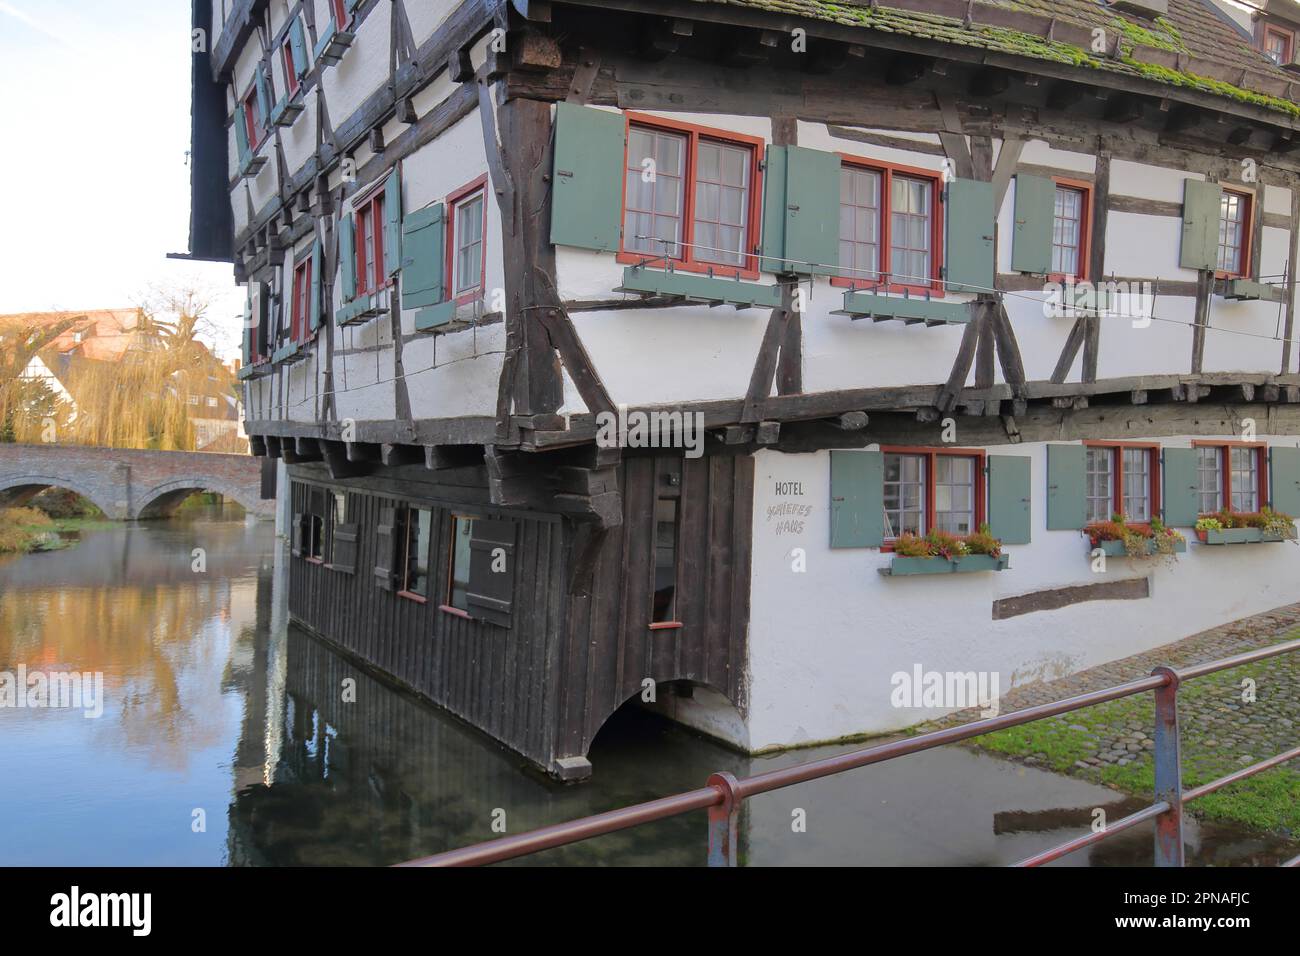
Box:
840, 165, 881, 282
1230, 446, 1258, 511
1121, 448, 1150, 521
883, 453, 926, 538
624, 127, 685, 258
1052, 186, 1083, 278
406, 508, 431, 597
694, 141, 750, 266
1085, 447, 1113, 523
889, 177, 930, 284
653, 498, 678, 623
934, 455, 975, 535
450, 516, 473, 610
1217, 192, 1245, 274
1197, 447, 1223, 514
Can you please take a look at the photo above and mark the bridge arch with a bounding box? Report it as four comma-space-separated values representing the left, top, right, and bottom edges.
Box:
0, 475, 123, 520
132, 477, 267, 520
581, 678, 746, 763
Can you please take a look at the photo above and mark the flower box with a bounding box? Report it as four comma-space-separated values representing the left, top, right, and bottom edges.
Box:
1094, 538, 1187, 556
881, 554, 1010, 576
1196, 528, 1284, 545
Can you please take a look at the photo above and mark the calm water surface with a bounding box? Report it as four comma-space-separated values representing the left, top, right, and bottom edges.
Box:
1, 517, 1296, 866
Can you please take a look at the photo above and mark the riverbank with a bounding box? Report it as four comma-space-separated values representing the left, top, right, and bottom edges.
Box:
918, 604, 1300, 837
0, 507, 116, 554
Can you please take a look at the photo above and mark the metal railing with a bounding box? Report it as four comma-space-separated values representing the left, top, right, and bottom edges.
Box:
396, 637, 1300, 867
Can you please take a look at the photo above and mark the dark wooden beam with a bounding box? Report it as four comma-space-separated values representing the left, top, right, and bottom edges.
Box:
886, 53, 930, 86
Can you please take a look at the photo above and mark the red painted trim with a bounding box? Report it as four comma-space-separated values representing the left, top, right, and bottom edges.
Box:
398, 590, 428, 604
330, 0, 352, 29
242, 87, 263, 149
877, 445, 986, 547
446, 173, 490, 306
649, 621, 683, 630
352, 186, 391, 295
439, 604, 471, 619
1264, 24, 1294, 63
1083, 440, 1160, 519
444, 512, 479, 614
1215, 186, 1254, 280
1049, 177, 1092, 284
290, 253, 313, 344
616, 112, 765, 280
831, 154, 945, 295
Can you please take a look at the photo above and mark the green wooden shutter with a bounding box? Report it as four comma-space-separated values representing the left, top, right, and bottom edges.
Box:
1046, 444, 1086, 530
830, 450, 883, 548
1161, 448, 1199, 527
945, 178, 995, 293
255, 67, 271, 124
289, 17, 309, 78
291, 512, 304, 557
1269, 447, 1300, 516
783, 146, 840, 275
466, 518, 517, 628
1010, 174, 1054, 275
1180, 179, 1223, 272
987, 455, 1031, 545
759, 144, 789, 272
331, 523, 358, 575
241, 298, 252, 364
550, 102, 625, 252
309, 236, 323, 331
339, 214, 356, 303
401, 203, 446, 309
234, 109, 251, 168
383, 170, 402, 277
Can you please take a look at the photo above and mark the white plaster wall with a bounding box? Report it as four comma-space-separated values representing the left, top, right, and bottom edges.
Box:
318, 7, 389, 124
407, 0, 460, 43
742, 439, 1300, 752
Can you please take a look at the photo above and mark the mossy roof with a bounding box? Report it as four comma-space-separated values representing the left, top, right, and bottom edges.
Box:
699, 0, 1300, 118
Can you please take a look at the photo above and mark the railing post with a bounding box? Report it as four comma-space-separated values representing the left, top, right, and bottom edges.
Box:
1150, 666, 1185, 867
706, 771, 741, 867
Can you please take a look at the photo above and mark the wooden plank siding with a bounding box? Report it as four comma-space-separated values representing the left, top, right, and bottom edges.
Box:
285, 450, 754, 776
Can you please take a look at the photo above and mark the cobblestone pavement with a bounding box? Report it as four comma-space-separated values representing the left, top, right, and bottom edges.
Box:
919, 603, 1300, 793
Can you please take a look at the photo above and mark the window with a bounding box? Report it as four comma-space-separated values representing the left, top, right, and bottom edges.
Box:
651, 498, 680, 625
1052, 184, 1088, 279
836, 160, 942, 293
1217, 189, 1251, 277
206, 396, 218, 407
881, 448, 983, 540
186, 395, 200, 406
619, 115, 762, 277
354, 187, 386, 295
290, 255, 312, 342
282, 37, 300, 97
1196, 443, 1266, 514
304, 508, 325, 562
242, 87, 264, 149
1083, 443, 1158, 524
448, 178, 487, 302
328, 491, 348, 563
1264, 26, 1293, 66
329, 0, 352, 28
395, 505, 431, 599
445, 515, 474, 613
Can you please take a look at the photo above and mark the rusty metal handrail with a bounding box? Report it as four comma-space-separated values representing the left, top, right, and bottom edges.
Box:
397, 637, 1300, 868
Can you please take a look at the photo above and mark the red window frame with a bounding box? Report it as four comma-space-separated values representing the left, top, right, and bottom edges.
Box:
242, 86, 264, 149
395, 504, 431, 604
879, 446, 985, 548
290, 254, 313, 344
1215, 187, 1253, 280
330, 0, 353, 29
1192, 441, 1268, 514
353, 183, 389, 295
1081, 441, 1160, 524
1264, 25, 1294, 66
446, 174, 489, 306
832, 156, 945, 296
282, 37, 300, 97
1050, 178, 1092, 283
616, 113, 765, 280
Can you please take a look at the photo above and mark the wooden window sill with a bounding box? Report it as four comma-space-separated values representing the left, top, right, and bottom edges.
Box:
439, 604, 471, 619
649, 621, 683, 630
397, 590, 428, 604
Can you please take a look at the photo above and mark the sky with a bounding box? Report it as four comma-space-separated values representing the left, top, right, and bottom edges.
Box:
0, 0, 244, 359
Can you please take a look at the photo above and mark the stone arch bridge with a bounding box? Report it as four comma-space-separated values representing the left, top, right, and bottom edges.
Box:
0, 443, 274, 520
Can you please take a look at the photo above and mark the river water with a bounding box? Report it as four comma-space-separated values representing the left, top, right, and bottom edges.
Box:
1, 516, 1295, 866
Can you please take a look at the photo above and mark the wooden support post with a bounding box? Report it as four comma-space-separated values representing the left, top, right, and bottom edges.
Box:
1082, 151, 1110, 383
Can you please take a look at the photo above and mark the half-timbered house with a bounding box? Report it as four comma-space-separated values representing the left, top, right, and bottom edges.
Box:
189, 0, 1300, 778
